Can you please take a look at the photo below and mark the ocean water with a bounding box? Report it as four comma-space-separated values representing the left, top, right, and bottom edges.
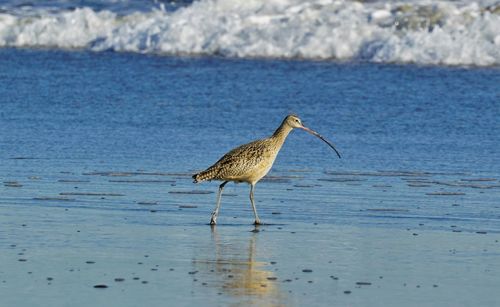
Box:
0, 0, 500, 65
1, 1, 500, 306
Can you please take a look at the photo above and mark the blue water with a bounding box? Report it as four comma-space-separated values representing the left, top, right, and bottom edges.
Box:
1, 49, 499, 174
1, 35, 500, 307
1, 47, 499, 231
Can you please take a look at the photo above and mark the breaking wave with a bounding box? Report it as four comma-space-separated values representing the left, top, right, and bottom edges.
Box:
0, 0, 499, 66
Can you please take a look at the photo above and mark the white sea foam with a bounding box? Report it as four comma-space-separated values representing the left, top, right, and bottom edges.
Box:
0, 0, 499, 66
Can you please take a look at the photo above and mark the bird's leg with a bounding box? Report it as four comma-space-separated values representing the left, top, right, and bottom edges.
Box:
249, 184, 261, 225
210, 181, 228, 225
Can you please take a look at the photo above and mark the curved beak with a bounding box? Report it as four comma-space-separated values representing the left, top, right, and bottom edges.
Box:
300, 126, 341, 159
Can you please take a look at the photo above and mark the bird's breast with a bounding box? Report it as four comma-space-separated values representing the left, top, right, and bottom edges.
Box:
246, 158, 276, 183
225, 149, 279, 184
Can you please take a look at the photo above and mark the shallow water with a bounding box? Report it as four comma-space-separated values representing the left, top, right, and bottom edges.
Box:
1, 48, 500, 306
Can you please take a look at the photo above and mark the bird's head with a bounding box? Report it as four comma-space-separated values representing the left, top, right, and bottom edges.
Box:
284, 114, 304, 129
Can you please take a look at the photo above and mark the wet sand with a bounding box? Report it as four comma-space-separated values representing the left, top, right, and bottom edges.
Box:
1, 160, 500, 306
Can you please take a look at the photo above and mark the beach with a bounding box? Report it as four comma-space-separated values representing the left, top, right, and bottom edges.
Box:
1, 0, 500, 306
1, 162, 500, 306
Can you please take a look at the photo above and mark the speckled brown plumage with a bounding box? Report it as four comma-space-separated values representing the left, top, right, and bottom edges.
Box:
193, 138, 281, 183
193, 117, 294, 185
192, 114, 340, 225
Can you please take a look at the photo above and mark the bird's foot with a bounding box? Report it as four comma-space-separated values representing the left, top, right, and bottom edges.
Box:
210, 212, 217, 225
253, 219, 262, 225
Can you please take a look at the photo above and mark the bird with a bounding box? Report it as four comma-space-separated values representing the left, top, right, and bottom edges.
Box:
192, 114, 341, 225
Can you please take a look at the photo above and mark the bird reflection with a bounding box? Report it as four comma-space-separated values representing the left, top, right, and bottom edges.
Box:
194, 226, 284, 306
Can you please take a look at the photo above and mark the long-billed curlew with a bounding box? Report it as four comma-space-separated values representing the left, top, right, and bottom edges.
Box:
192, 114, 341, 225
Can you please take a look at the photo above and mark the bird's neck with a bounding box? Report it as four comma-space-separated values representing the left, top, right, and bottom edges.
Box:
271, 122, 293, 146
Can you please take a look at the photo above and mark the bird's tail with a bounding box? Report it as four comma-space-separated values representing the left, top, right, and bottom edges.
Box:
192, 168, 216, 183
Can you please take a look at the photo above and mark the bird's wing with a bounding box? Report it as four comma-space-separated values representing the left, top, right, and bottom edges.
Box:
207, 139, 273, 180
